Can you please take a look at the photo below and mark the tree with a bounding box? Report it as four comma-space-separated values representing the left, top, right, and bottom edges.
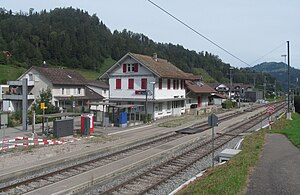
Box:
35, 87, 59, 114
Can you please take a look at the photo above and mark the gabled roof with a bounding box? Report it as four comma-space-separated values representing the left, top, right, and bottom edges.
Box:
130, 53, 189, 79
32, 66, 87, 85
100, 52, 190, 80
87, 80, 109, 89
186, 80, 216, 94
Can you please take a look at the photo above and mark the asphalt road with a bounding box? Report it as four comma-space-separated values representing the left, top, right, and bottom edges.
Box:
245, 134, 300, 195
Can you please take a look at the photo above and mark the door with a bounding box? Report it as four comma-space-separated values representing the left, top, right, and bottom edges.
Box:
198, 97, 201, 108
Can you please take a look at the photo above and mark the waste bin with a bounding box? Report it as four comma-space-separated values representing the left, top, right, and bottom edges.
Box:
119, 112, 127, 128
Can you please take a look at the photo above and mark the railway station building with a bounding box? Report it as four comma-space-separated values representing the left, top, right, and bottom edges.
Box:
99, 52, 190, 123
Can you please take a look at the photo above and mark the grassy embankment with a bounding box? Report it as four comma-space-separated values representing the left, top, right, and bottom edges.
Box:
0, 64, 26, 84
177, 113, 300, 195
0, 58, 116, 83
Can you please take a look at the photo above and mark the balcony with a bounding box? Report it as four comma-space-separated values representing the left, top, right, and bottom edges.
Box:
7, 80, 35, 86
3, 94, 35, 100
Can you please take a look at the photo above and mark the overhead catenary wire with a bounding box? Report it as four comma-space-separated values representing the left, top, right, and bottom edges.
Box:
147, 0, 252, 67
250, 42, 286, 66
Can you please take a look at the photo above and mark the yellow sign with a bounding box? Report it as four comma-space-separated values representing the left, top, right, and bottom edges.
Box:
40, 102, 48, 109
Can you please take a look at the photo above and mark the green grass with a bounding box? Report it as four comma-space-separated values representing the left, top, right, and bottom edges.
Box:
177, 113, 300, 195
272, 113, 300, 148
177, 132, 265, 195
74, 58, 116, 80
0, 57, 116, 82
0, 64, 26, 84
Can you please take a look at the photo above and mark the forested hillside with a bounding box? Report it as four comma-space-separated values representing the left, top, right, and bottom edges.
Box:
0, 7, 272, 86
251, 62, 300, 92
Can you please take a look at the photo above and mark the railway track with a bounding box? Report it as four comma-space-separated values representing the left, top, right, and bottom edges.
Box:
0, 102, 285, 194
0, 132, 186, 194
96, 102, 285, 195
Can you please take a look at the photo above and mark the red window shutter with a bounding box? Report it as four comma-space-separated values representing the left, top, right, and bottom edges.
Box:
134, 63, 138, 72
167, 79, 170, 90
123, 64, 127, 73
141, 78, 147, 89
159, 78, 162, 89
116, 79, 121, 89
128, 79, 134, 89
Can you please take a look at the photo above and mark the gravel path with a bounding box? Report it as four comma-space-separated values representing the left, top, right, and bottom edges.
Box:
245, 134, 300, 195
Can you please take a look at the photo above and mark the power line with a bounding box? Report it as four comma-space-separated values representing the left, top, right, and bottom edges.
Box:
147, 0, 251, 66
250, 42, 286, 65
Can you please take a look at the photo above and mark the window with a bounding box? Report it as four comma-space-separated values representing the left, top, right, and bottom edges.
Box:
62, 88, 65, 95
128, 79, 134, 89
28, 74, 33, 81
123, 63, 138, 73
116, 79, 121, 89
159, 78, 162, 90
167, 79, 170, 90
173, 79, 176, 89
78, 88, 81, 94
127, 64, 133, 72
180, 80, 183, 89
141, 78, 147, 89
158, 103, 163, 111
167, 102, 171, 110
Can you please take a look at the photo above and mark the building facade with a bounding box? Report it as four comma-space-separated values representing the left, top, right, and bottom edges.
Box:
100, 52, 189, 122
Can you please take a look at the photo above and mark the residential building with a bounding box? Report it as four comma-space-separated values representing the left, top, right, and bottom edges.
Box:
3, 66, 105, 112
100, 52, 189, 122
185, 74, 216, 109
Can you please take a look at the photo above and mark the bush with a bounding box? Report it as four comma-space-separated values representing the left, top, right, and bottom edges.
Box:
222, 100, 232, 109
141, 113, 152, 123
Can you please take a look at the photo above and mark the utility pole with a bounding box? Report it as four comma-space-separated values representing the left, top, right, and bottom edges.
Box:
229, 67, 233, 99
287, 41, 291, 120
263, 76, 266, 101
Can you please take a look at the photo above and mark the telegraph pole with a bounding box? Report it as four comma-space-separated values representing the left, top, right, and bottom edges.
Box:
287, 41, 291, 120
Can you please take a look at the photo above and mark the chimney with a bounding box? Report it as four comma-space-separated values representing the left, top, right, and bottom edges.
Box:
153, 53, 158, 62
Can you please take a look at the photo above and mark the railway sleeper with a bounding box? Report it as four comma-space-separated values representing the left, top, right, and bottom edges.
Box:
151, 170, 172, 177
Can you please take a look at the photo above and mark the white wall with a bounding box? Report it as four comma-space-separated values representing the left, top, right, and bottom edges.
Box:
109, 56, 186, 100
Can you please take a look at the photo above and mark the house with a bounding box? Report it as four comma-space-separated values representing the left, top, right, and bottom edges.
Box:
210, 83, 254, 101
3, 66, 105, 112
100, 52, 189, 123
185, 74, 216, 109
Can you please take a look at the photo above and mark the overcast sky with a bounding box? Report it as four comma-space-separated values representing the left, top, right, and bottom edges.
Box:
1, 0, 300, 68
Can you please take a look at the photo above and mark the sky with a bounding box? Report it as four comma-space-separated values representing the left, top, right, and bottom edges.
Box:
1, 0, 300, 69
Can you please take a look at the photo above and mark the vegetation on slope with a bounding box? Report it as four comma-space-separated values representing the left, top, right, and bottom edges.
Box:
0, 7, 272, 85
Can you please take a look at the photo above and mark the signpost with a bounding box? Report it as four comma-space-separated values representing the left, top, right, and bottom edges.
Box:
40, 102, 48, 134
208, 114, 218, 168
